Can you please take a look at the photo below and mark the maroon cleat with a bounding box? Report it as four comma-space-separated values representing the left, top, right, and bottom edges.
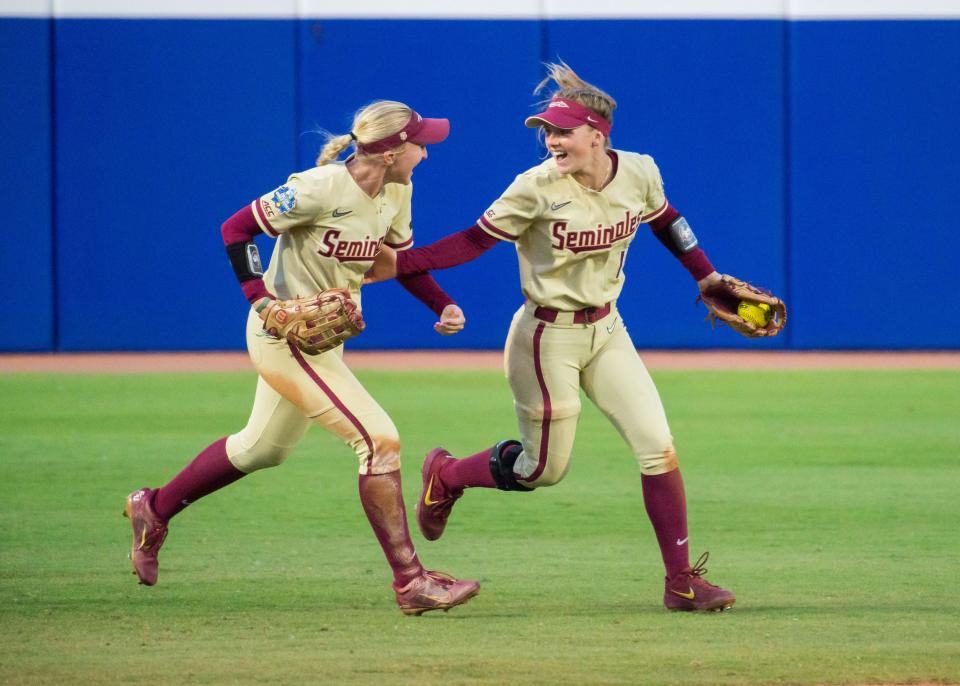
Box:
663, 552, 736, 612
394, 570, 480, 616
123, 488, 168, 586
416, 448, 464, 541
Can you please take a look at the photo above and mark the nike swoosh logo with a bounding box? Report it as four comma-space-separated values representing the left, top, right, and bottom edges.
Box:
550, 201, 572, 211
606, 317, 618, 334
670, 587, 696, 600
676, 537, 688, 545
424, 475, 440, 506
138, 526, 148, 551
332, 208, 353, 217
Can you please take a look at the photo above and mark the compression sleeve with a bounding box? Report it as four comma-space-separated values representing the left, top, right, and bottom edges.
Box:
396, 272, 456, 316
395, 225, 498, 276
221, 205, 274, 304
648, 204, 716, 281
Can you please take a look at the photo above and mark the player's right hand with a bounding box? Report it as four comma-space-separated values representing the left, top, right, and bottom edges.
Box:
364, 245, 398, 284
434, 304, 466, 336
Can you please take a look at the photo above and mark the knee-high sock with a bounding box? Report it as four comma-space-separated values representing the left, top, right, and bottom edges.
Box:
641, 469, 690, 579
153, 437, 246, 521
441, 448, 497, 490
358, 471, 424, 587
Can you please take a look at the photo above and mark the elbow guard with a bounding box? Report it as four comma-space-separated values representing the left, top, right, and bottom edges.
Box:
225, 241, 264, 282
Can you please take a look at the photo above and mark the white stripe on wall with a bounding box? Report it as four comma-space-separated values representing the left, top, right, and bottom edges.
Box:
2, 0, 959, 18
51, 0, 295, 17
0, 0, 50, 16
789, 0, 960, 18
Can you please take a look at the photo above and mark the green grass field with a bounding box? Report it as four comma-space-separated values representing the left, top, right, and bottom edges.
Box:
1, 368, 958, 685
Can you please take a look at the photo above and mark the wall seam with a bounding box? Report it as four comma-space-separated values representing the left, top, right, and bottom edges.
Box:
293, 13, 302, 169
49, 15, 59, 351
781, 13, 793, 349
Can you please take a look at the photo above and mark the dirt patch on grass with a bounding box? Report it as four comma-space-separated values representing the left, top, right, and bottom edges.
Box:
2, 350, 959, 373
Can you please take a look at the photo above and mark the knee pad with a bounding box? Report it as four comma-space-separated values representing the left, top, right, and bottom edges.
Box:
489, 440, 534, 492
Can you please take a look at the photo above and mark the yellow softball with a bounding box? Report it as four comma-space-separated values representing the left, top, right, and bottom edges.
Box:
737, 301, 771, 327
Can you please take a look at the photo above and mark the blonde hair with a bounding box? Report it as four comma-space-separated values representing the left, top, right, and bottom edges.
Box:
534, 61, 617, 147
316, 100, 413, 166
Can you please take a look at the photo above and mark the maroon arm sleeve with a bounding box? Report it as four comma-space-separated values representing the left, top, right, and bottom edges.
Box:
648, 204, 716, 281
396, 272, 456, 316
221, 205, 275, 304
395, 225, 499, 276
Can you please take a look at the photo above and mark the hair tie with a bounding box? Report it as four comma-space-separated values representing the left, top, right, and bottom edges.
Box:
349, 132, 358, 142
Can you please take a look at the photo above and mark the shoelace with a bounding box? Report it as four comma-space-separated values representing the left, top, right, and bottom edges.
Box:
429, 482, 463, 514
423, 570, 456, 586
688, 552, 720, 590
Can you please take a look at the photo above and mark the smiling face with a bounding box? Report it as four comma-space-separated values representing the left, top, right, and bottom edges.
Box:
542, 124, 608, 186
384, 143, 427, 185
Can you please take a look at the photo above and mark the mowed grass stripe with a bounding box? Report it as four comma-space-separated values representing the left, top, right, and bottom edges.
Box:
1, 370, 958, 685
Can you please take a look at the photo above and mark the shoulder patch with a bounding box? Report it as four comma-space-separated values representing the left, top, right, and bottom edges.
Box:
271, 185, 297, 214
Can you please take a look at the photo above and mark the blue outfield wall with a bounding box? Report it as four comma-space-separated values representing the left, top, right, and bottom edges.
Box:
53, 19, 298, 351
0, 19, 53, 351
789, 20, 960, 348
4, 16, 959, 350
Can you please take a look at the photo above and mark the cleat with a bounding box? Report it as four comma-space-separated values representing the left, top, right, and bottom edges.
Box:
123, 488, 168, 586
394, 570, 480, 616
416, 448, 464, 541
663, 552, 736, 612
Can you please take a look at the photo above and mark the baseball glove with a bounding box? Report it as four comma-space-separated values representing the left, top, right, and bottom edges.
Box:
697, 275, 787, 338
262, 288, 365, 355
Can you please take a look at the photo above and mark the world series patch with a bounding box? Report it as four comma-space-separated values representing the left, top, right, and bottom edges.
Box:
271, 185, 297, 214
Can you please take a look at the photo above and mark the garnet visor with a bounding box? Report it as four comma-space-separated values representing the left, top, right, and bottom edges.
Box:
357, 111, 450, 154
524, 98, 611, 136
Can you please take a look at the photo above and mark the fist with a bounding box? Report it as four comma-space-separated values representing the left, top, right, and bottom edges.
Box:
737, 301, 771, 327
434, 304, 466, 336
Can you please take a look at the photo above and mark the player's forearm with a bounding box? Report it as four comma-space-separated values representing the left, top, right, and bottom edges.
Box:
396, 225, 498, 275
648, 204, 716, 281
396, 272, 456, 316
222, 204, 275, 304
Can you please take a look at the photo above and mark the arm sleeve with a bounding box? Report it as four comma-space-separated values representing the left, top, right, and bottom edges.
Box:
395, 225, 498, 276
396, 272, 456, 316
648, 204, 715, 281
220, 205, 275, 304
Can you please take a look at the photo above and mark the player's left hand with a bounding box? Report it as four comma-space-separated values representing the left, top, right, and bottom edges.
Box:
434, 304, 465, 335
697, 272, 787, 338
364, 245, 398, 285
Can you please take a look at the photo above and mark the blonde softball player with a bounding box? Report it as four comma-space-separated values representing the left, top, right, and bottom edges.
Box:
123, 101, 479, 616
370, 64, 737, 611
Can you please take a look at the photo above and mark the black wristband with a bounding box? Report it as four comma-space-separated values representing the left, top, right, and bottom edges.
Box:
226, 241, 264, 282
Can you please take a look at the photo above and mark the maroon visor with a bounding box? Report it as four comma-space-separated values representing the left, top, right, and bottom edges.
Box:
357, 111, 450, 154
524, 97, 611, 136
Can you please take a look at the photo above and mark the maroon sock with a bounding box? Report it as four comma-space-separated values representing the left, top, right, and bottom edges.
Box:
358, 471, 424, 587
441, 448, 496, 490
153, 437, 246, 521
641, 469, 690, 579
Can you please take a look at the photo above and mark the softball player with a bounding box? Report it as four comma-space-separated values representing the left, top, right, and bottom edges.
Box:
123, 100, 479, 616
372, 64, 736, 611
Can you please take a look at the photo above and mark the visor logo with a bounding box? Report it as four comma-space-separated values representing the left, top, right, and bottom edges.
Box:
549, 100, 570, 108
